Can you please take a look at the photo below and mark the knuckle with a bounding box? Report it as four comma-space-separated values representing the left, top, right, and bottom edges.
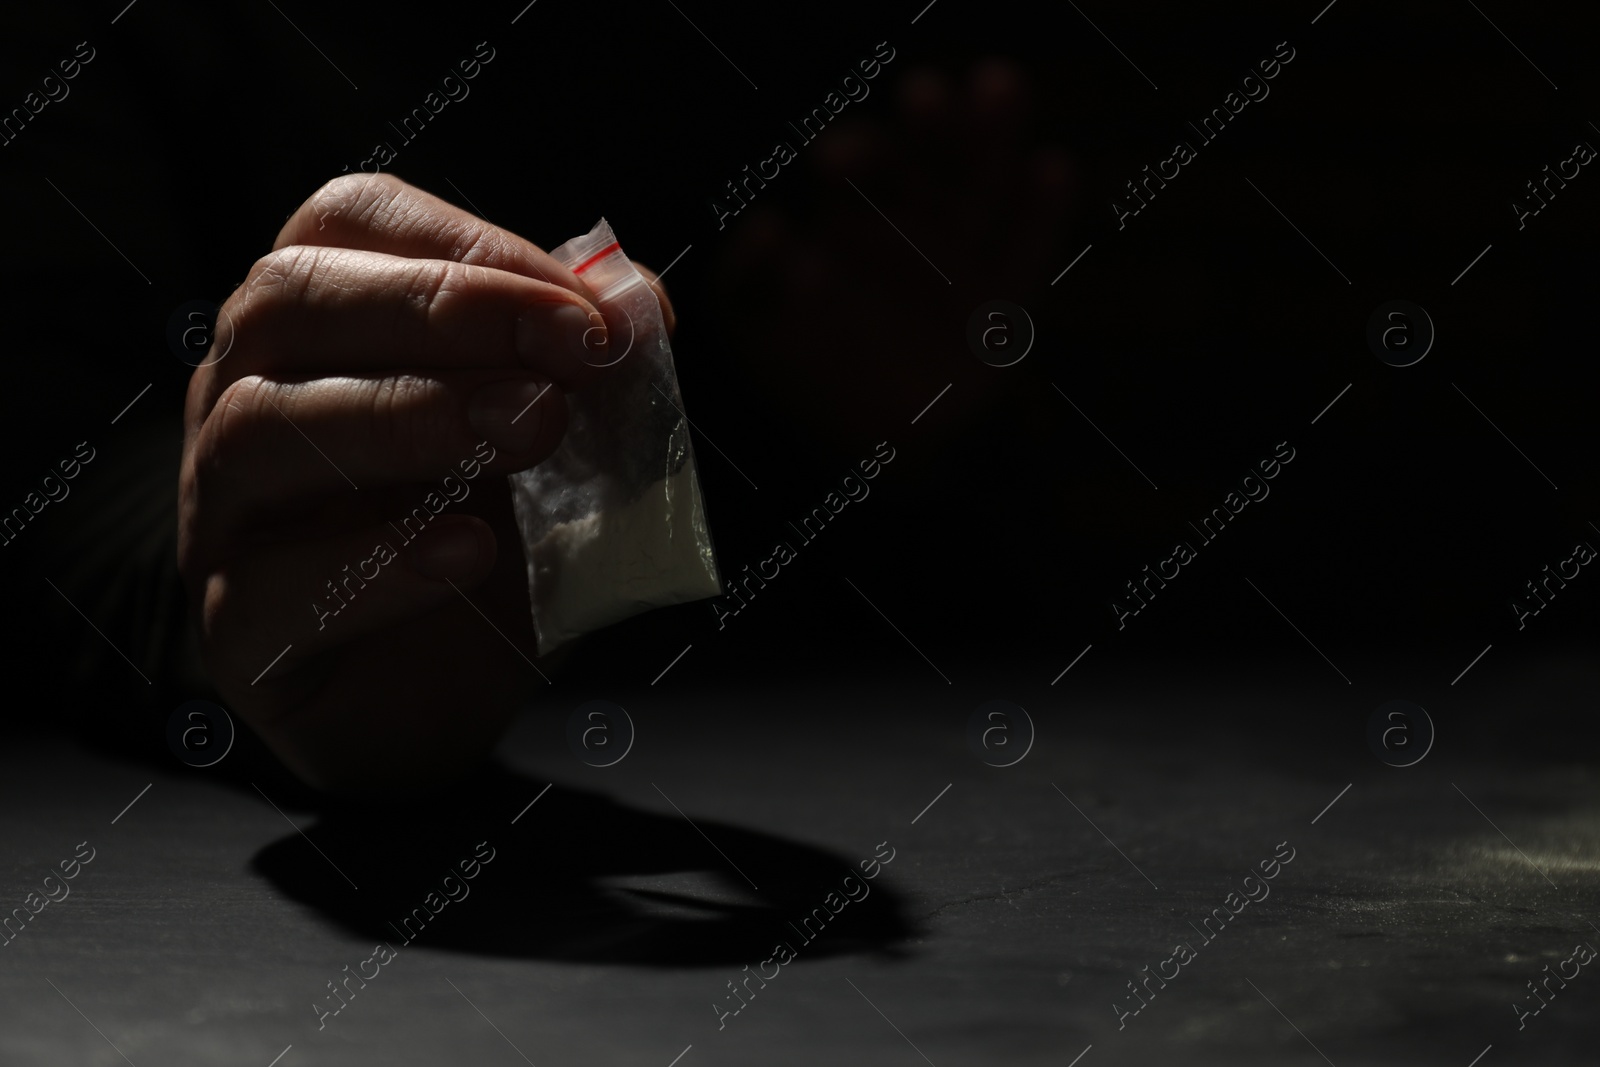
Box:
232, 245, 339, 340
404, 257, 465, 311
233, 247, 308, 338
452, 225, 514, 267
403, 258, 477, 347
213, 373, 271, 429
197, 570, 244, 655
179, 374, 282, 585
198, 568, 227, 637
304, 172, 401, 231
399, 257, 450, 314
190, 375, 270, 496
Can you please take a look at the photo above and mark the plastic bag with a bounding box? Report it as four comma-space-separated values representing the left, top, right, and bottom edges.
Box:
507, 218, 723, 655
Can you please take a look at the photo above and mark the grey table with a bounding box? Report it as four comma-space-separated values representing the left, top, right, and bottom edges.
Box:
4, 652, 1598, 1066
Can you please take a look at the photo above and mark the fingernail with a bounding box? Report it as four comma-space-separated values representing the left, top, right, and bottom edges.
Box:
517, 301, 604, 369
410, 521, 487, 582
468, 379, 551, 453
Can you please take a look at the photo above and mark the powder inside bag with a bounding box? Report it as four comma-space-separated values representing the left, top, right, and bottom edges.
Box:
528, 452, 716, 648
507, 217, 723, 655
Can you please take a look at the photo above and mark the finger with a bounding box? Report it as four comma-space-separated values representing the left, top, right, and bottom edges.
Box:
278, 173, 595, 301
184, 370, 567, 541
278, 176, 676, 338
198, 514, 497, 677
205, 246, 613, 399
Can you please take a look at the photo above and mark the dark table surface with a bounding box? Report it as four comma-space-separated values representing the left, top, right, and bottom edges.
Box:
6, 652, 1598, 1067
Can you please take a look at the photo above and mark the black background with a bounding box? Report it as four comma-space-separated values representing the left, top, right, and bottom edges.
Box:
2, 0, 1596, 754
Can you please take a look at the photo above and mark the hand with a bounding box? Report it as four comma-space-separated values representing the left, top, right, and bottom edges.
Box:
178, 174, 672, 792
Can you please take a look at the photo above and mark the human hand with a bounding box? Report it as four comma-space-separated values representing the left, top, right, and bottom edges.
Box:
178, 174, 671, 791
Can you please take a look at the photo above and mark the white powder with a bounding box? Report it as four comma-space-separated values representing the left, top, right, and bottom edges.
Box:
526, 460, 718, 651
